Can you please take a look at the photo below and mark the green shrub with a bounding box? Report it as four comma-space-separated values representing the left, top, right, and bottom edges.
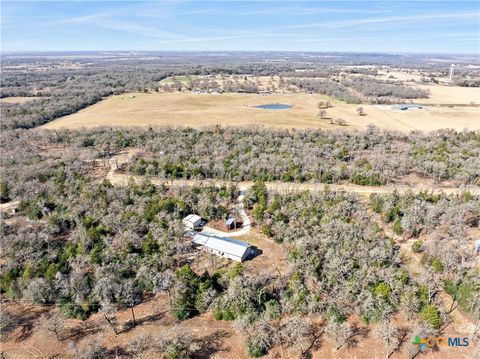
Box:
260, 225, 273, 237
59, 299, 92, 320
326, 306, 346, 323
253, 204, 266, 221
369, 194, 384, 213
431, 258, 444, 273
373, 282, 391, 300
263, 299, 281, 320
164, 343, 191, 359
420, 304, 442, 329
213, 306, 236, 321
0, 182, 10, 203
393, 218, 403, 235
246, 336, 268, 357
172, 265, 201, 321
411, 240, 423, 253
228, 263, 244, 279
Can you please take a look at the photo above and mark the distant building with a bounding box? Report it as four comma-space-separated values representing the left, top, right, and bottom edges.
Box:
192, 232, 252, 262
225, 217, 235, 230
183, 214, 202, 230
475, 239, 480, 253
393, 104, 423, 111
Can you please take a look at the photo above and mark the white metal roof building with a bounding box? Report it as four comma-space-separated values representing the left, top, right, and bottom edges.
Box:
183, 214, 202, 229
192, 232, 252, 262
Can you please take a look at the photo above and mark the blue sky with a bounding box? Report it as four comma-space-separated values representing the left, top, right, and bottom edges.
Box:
1, 1, 479, 53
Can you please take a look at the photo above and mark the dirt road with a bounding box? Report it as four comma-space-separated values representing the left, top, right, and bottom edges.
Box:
106, 171, 480, 196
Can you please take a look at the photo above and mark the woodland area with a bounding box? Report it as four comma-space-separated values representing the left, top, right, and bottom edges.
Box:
1, 125, 479, 357
1, 127, 479, 204
1, 53, 479, 358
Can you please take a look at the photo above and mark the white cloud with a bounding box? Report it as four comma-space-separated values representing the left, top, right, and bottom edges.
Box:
285, 11, 479, 29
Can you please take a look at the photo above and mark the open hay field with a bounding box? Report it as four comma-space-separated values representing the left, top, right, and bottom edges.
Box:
43, 91, 480, 132
413, 84, 480, 104
0, 96, 40, 104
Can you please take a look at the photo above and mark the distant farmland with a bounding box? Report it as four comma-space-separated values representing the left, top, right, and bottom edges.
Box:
43, 89, 480, 132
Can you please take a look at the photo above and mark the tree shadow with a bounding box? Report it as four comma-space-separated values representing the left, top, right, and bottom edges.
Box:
104, 346, 130, 358
346, 323, 370, 349
2, 305, 50, 342
301, 325, 325, 358
61, 320, 103, 342
192, 330, 231, 359
119, 311, 166, 334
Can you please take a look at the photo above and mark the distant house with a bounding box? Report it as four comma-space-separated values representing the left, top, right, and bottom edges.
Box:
393, 104, 423, 111
475, 239, 480, 253
225, 217, 235, 230
183, 214, 202, 230
192, 233, 252, 262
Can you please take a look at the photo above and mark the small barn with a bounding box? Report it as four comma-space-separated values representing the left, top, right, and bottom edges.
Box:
192, 233, 252, 262
225, 217, 235, 230
183, 214, 202, 230
393, 104, 423, 111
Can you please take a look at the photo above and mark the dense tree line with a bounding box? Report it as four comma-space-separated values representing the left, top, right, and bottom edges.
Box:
287, 76, 428, 104
2, 127, 478, 206
342, 76, 429, 101
287, 78, 363, 103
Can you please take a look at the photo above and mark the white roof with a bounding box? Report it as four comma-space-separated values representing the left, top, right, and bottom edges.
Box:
193, 233, 250, 258
183, 214, 202, 223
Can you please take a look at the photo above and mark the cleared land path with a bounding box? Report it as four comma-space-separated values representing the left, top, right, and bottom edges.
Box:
107, 171, 480, 196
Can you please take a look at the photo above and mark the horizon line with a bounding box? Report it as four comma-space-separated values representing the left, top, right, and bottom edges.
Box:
1, 49, 479, 56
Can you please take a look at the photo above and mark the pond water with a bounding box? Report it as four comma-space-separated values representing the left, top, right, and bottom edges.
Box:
255, 103, 293, 110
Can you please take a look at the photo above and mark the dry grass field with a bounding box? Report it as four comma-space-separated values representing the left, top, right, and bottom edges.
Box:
414, 84, 480, 104
0, 96, 40, 104
43, 87, 480, 132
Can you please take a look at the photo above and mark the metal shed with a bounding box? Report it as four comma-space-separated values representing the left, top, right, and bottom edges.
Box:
192, 232, 252, 262
183, 214, 202, 230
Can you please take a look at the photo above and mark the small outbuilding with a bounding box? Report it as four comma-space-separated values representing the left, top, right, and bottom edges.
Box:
393, 104, 423, 111
183, 214, 202, 230
475, 239, 480, 253
192, 233, 252, 262
225, 217, 235, 230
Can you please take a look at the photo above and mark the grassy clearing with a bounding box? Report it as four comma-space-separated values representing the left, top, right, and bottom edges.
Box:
0, 96, 40, 104
43, 90, 480, 132
160, 75, 199, 83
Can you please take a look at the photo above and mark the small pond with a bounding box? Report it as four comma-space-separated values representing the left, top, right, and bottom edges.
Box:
255, 103, 293, 110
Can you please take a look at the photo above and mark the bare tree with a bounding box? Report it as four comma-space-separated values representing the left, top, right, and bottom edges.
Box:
356, 107, 365, 116
277, 317, 315, 357
129, 333, 153, 357
122, 278, 141, 327
99, 298, 119, 335
325, 321, 353, 350
68, 336, 106, 359
154, 269, 175, 308
376, 318, 402, 358
318, 110, 328, 119
38, 311, 64, 342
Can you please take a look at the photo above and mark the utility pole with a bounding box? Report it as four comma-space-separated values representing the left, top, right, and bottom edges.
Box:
448, 64, 455, 85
